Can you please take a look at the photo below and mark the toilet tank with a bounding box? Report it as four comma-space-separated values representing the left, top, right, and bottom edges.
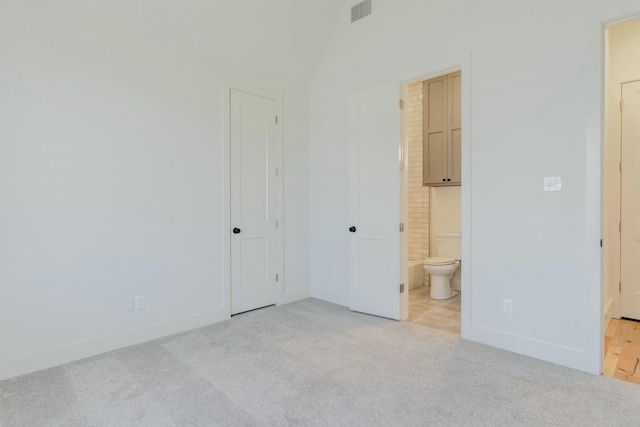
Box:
435, 233, 461, 259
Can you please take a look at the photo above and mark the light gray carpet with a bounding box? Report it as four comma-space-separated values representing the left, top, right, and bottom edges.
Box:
1, 298, 639, 426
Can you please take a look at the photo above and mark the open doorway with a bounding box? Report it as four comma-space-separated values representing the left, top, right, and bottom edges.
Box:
603, 16, 640, 384
404, 71, 462, 335
346, 58, 470, 330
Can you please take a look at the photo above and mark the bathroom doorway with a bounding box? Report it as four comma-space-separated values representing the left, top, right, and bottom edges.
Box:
603, 15, 640, 384
404, 70, 462, 335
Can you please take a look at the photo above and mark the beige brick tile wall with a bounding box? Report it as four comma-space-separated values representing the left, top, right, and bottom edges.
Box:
407, 81, 429, 261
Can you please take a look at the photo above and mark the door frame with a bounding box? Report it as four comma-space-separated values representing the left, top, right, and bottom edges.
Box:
223, 80, 284, 318
399, 53, 472, 338
599, 11, 640, 374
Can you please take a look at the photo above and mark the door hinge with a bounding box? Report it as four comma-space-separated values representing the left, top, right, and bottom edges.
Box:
620, 222, 622, 232
399, 99, 404, 109
620, 100, 623, 111
400, 284, 405, 293
600, 239, 603, 248
276, 221, 279, 229
400, 223, 405, 232
276, 115, 278, 124
619, 282, 622, 292
276, 273, 279, 282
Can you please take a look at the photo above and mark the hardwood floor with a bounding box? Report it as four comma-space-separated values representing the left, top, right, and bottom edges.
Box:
408, 286, 460, 335
604, 318, 640, 384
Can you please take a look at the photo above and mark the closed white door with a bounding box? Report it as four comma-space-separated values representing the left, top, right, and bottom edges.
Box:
348, 84, 401, 320
621, 80, 640, 320
230, 89, 277, 315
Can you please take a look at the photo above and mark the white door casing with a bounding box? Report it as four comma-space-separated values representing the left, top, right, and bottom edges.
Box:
229, 88, 278, 315
348, 84, 402, 320
620, 80, 640, 320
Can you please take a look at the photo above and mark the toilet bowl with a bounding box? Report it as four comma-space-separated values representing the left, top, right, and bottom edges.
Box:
424, 257, 460, 299
424, 232, 462, 300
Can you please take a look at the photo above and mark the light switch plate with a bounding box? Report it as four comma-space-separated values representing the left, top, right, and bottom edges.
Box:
544, 177, 561, 192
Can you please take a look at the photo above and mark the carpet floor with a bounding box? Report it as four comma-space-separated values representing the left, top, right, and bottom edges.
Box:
1, 298, 639, 426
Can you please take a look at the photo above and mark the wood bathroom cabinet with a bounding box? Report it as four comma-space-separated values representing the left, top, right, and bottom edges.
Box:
423, 71, 461, 186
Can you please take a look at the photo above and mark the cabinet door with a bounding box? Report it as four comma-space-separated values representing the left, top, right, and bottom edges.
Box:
423, 76, 449, 185
448, 72, 462, 185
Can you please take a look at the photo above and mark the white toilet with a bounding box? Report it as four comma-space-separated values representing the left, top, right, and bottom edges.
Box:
424, 233, 461, 300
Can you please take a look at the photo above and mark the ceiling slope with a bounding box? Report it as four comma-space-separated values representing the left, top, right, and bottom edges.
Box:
41, 0, 348, 85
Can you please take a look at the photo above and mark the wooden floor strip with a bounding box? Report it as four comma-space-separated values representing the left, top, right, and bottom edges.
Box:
604, 318, 640, 385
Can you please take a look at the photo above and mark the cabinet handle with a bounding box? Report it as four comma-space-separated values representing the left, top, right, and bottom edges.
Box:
447, 179, 451, 182
442, 179, 446, 182
349, 226, 357, 233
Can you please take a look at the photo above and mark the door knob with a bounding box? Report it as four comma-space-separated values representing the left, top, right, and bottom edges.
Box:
232, 228, 241, 234
349, 226, 357, 233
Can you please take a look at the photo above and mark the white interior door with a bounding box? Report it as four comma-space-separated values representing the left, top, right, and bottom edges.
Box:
348, 84, 401, 320
230, 89, 277, 315
621, 80, 640, 320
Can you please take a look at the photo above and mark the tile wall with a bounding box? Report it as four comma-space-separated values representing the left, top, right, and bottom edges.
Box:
407, 81, 430, 261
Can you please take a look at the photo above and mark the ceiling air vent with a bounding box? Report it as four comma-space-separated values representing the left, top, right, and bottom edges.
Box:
351, 0, 372, 23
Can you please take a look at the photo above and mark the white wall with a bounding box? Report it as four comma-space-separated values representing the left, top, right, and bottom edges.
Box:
429, 187, 462, 251
0, 0, 341, 380
309, 0, 638, 373
604, 18, 640, 323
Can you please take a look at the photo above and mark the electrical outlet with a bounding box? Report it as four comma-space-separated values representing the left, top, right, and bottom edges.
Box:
135, 295, 145, 310
124, 297, 134, 312
503, 298, 513, 314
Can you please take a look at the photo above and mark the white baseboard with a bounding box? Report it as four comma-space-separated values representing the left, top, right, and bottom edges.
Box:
469, 323, 592, 374
310, 287, 348, 307
604, 298, 613, 332
0, 307, 229, 381
281, 286, 311, 304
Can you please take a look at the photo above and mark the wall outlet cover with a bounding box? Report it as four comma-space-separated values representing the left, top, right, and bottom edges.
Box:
135, 295, 145, 310
503, 298, 513, 314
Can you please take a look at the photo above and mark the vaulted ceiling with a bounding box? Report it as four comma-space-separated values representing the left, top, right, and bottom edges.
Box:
41, 0, 348, 85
